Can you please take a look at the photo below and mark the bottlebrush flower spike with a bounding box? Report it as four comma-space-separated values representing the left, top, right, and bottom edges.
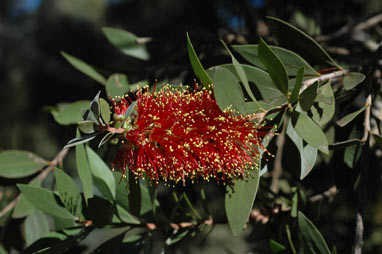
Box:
110, 85, 270, 185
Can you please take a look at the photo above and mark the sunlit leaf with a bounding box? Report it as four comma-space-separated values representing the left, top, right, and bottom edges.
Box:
311, 82, 335, 126
0, 150, 47, 179
209, 66, 245, 113
13, 178, 42, 218
75, 130, 93, 202
17, 184, 75, 219
100, 98, 111, 124
61, 51, 106, 85
336, 105, 367, 127
225, 168, 259, 236
233, 45, 318, 76
186, 33, 213, 86
102, 27, 150, 61
24, 209, 50, 246
343, 72, 366, 90
258, 38, 289, 97
48, 100, 91, 126
106, 73, 130, 98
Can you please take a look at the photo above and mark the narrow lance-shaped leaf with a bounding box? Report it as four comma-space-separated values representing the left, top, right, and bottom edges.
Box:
266, 16, 340, 67
102, 27, 150, 61
290, 67, 305, 103
336, 105, 367, 127
258, 38, 289, 97
0, 150, 48, 179
232, 45, 319, 76
186, 32, 213, 86
299, 81, 318, 111
61, 51, 106, 85
75, 129, 93, 202
221, 40, 262, 109
225, 168, 260, 236
17, 184, 75, 219
291, 111, 329, 155
298, 211, 331, 254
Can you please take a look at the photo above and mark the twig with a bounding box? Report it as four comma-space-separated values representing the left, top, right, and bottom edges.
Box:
308, 185, 338, 203
270, 116, 287, 193
0, 147, 68, 218
354, 212, 364, 254
361, 95, 372, 143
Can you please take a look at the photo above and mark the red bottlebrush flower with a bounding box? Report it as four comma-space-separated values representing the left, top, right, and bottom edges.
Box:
110, 86, 269, 185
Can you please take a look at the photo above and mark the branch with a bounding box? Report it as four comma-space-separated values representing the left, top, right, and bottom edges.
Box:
308, 185, 338, 203
0, 148, 69, 218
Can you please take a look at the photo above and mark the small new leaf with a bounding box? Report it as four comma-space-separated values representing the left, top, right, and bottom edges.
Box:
65, 132, 100, 148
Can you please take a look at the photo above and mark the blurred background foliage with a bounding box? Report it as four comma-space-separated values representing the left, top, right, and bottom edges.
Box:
1, 0, 382, 253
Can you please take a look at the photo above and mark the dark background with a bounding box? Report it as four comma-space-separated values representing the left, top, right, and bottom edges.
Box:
0, 0, 381, 253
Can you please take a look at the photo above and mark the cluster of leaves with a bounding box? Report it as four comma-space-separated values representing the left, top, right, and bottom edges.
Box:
0, 16, 380, 253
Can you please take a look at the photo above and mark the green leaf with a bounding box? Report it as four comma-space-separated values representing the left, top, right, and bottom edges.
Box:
88, 196, 113, 227
24, 209, 50, 246
75, 131, 93, 202
299, 81, 318, 111
291, 111, 329, 154
216, 64, 287, 106
54, 168, 82, 217
343, 72, 366, 90
258, 38, 289, 97
78, 120, 98, 134
98, 132, 114, 148
13, 178, 42, 218
186, 32, 213, 86
311, 82, 335, 126
336, 105, 367, 127
87, 147, 116, 200
266, 16, 339, 67
102, 27, 150, 61
329, 139, 362, 150
208, 66, 245, 113
64, 132, 100, 149
61, 51, 106, 85
0, 150, 47, 179
290, 67, 305, 103
115, 204, 140, 224
17, 184, 75, 219
100, 98, 111, 124
344, 126, 362, 168
298, 211, 331, 254
225, 169, 260, 236
269, 239, 286, 253
221, 41, 261, 108
287, 121, 318, 179
106, 73, 130, 98
113, 172, 130, 210
90, 91, 101, 122
233, 45, 318, 76
48, 100, 91, 126
373, 133, 382, 149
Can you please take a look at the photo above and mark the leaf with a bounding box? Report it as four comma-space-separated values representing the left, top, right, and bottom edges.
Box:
269, 239, 286, 253
299, 81, 318, 111
311, 82, 335, 126
54, 168, 82, 217
100, 98, 111, 124
102, 27, 150, 60
61, 51, 106, 85
344, 126, 362, 168
113, 172, 130, 210
290, 67, 305, 103
75, 130, 94, 202
13, 178, 42, 218
266, 16, 339, 67
115, 204, 140, 224
48, 100, 91, 126
90, 91, 101, 122
336, 105, 367, 127
24, 209, 50, 246
98, 132, 114, 148
64, 132, 100, 148
17, 184, 75, 219
216, 64, 287, 106
233, 45, 318, 76
78, 120, 98, 134
298, 211, 331, 254
291, 111, 329, 154
123, 100, 137, 122
343, 72, 366, 90
0, 150, 47, 179
88, 196, 113, 227
373, 133, 382, 149
128, 172, 141, 216
258, 38, 289, 97
186, 32, 213, 86
287, 121, 318, 179
106, 73, 130, 98
225, 168, 260, 236
329, 139, 362, 150
209, 66, 245, 113
221, 41, 260, 107
86, 147, 116, 200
